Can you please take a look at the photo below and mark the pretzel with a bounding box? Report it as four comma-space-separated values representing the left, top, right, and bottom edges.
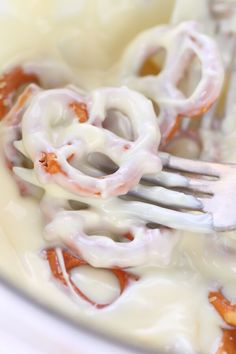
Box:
209, 290, 236, 326
20, 87, 162, 198
0, 62, 71, 195
209, 290, 236, 353
1, 84, 42, 195
44, 202, 177, 268
216, 329, 236, 354
45, 247, 139, 308
119, 21, 224, 145
0, 66, 39, 119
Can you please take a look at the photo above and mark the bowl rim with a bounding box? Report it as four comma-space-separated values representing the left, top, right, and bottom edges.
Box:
0, 271, 165, 354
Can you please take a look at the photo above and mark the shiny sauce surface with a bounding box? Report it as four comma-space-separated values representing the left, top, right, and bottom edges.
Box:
0, 1, 236, 353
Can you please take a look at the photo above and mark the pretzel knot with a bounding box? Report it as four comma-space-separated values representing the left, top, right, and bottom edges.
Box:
20, 87, 162, 198
119, 21, 224, 145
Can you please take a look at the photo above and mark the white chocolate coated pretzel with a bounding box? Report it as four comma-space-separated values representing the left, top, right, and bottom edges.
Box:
21, 87, 161, 198
119, 21, 224, 143
43, 195, 178, 268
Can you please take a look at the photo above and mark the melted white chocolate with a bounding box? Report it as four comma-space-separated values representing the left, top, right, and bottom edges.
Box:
0, 1, 235, 354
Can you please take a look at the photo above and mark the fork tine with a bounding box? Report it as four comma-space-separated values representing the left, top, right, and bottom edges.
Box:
159, 152, 224, 176
129, 184, 202, 209
122, 200, 213, 233
143, 169, 215, 194
143, 170, 189, 188
187, 177, 215, 194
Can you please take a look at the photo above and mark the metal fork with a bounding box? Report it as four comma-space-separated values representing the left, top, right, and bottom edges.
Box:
127, 13, 236, 233
126, 1, 236, 234
129, 152, 236, 232
73, 150, 236, 233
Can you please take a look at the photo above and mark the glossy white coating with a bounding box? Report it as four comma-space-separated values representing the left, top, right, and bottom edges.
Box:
0, 1, 233, 354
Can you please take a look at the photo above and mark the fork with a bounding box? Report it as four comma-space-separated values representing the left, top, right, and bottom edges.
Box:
128, 152, 236, 233
125, 2, 236, 234
204, 0, 236, 130
62, 151, 236, 233
128, 15, 236, 233
14, 134, 236, 234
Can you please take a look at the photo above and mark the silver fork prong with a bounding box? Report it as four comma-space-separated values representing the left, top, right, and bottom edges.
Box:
129, 184, 202, 210
160, 152, 225, 177
144, 169, 215, 195
122, 200, 213, 233
186, 177, 215, 195
143, 170, 189, 188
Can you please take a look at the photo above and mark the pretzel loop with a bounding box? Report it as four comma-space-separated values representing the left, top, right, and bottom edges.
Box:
21, 87, 161, 198
44, 203, 177, 269
119, 21, 224, 144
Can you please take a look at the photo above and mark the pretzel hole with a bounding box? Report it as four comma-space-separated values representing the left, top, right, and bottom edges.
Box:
176, 53, 201, 98
163, 132, 202, 159
146, 222, 162, 229
68, 152, 118, 177
149, 99, 160, 117
71, 265, 120, 305
85, 227, 136, 244
103, 110, 135, 141
68, 200, 89, 211
139, 48, 166, 77
86, 229, 124, 242
87, 152, 118, 176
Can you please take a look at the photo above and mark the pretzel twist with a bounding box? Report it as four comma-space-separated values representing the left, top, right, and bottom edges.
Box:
20, 87, 161, 198
2, 84, 176, 269
119, 21, 224, 145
